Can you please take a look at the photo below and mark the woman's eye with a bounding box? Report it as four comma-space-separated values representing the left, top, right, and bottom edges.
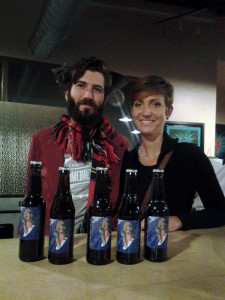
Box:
152, 101, 161, 107
134, 102, 141, 107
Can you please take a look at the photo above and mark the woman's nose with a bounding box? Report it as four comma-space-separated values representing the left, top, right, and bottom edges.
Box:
142, 104, 152, 115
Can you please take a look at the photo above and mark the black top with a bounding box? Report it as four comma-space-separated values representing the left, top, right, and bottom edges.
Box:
118, 132, 225, 230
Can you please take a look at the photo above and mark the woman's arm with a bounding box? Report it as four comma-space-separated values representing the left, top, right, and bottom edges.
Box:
177, 145, 225, 230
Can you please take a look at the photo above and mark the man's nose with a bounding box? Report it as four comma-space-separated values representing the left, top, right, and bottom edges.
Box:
84, 88, 93, 99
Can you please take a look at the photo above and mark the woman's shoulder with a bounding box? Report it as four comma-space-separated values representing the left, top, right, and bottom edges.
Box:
174, 142, 207, 163
176, 142, 203, 153
128, 145, 139, 158
122, 145, 139, 167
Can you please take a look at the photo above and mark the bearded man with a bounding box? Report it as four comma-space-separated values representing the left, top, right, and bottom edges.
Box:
26, 57, 129, 235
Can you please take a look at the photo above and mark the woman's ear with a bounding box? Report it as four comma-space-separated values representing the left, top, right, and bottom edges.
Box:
166, 106, 173, 119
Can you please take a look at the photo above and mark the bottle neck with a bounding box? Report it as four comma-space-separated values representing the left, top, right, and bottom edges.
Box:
56, 172, 70, 194
124, 172, 137, 200
93, 171, 107, 201
152, 172, 164, 202
27, 169, 42, 195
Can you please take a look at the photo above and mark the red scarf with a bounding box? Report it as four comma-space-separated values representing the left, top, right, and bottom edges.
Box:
51, 114, 118, 167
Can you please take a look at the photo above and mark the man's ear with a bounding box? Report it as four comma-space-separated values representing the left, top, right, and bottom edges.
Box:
103, 95, 108, 105
65, 90, 69, 102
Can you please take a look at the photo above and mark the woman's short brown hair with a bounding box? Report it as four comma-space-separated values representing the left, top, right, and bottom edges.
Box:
130, 75, 174, 109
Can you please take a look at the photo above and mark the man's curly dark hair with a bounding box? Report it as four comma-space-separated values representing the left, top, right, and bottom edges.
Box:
55, 57, 112, 97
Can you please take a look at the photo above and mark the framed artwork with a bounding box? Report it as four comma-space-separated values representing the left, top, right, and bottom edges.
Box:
215, 124, 225, 159
164, 121, 204, 150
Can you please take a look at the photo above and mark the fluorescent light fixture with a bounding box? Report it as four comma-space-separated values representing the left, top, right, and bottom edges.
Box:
119, 117, 132, 122
131, 130, 140, 134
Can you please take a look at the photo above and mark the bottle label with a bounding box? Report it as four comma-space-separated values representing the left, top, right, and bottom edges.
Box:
19, 207, 42, 240
117, 219, 140, 253
49, 219, 74, 253
89, 216, 112, 250
146, 216, 168, 248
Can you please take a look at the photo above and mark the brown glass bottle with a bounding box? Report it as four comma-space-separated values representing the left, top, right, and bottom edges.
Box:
19, 161, 46, 262
144, 169, 169, 262
86, 167, 112, 265
116, 169, 141, 264
48, 167, 75, 265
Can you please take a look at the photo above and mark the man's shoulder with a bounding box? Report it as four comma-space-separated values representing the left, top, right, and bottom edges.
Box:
109, 130, 129, 148
32, 125, 54, 141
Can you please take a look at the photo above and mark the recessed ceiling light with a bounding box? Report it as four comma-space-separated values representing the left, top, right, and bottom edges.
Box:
131, 130, 140, 134
119, 117, 132, 122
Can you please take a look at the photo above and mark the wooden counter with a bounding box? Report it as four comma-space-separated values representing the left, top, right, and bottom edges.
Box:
0, 227, 224, 300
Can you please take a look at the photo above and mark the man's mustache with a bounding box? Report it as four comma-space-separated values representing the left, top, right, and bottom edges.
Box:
77, 99, 97, 108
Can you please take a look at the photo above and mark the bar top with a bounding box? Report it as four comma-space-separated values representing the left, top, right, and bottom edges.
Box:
0, 227, 224, 300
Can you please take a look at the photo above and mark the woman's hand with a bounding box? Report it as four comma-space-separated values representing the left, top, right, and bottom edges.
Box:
141, 219, 145, 230
140, 216, 182, 232
168, 216, 182, 231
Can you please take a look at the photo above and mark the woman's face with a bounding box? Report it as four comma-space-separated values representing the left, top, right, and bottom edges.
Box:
58, 228, 65, 243
131, 92, 172, 137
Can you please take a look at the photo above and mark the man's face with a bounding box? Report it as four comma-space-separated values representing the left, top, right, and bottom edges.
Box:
65, 70, 105, 128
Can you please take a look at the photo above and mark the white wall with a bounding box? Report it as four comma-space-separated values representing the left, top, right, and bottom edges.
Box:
217, 60, 225, 125
172, 81, 216, 155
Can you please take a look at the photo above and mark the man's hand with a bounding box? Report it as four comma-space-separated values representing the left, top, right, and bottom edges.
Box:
141, 216, 182, 232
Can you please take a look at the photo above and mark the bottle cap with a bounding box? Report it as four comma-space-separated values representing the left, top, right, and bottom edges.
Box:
96, 167, 108, 173
30, 161, 42, 168
126, 169, 138, 174
59, 167, 70, 173
153, 169, 164, 173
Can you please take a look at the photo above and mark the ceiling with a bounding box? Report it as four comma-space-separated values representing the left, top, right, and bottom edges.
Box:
1, 0, 225, 66
145, 0, 219, 10
0, 0, 225, 129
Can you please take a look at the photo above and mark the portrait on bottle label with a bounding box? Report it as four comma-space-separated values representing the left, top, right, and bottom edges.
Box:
117, 219, 139, 253
20, 207, 42, 240
147, 216, 168, 248
49, 219, 73, 253
89, 216, 112, 250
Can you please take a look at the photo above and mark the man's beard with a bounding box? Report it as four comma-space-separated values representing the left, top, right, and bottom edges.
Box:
67, 94, 104, 128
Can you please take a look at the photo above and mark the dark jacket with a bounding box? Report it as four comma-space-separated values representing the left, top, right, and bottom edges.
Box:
119, 133, 225, 230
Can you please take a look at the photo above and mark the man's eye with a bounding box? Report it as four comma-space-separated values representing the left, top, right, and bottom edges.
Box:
76, 83, 85, 88
94, 87, 103, 93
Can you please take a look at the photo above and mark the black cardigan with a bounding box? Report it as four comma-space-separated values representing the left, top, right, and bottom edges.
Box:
118, 133, 225, 230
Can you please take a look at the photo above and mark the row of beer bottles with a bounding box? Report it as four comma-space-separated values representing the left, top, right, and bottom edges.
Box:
19, 162, 75, 264
19, 161, 169, 265
116, 168, 169, 264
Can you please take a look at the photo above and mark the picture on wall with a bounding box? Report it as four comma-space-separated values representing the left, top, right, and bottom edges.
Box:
215, 124, 225, 159
164, 121, 204, 150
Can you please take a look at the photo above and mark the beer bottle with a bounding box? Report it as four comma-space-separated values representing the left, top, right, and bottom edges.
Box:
144, 169, 169, 262
116, 169, 141, 264
19, 161, 46, 262
86, 167, 112, 265
48, 167, 75, 265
